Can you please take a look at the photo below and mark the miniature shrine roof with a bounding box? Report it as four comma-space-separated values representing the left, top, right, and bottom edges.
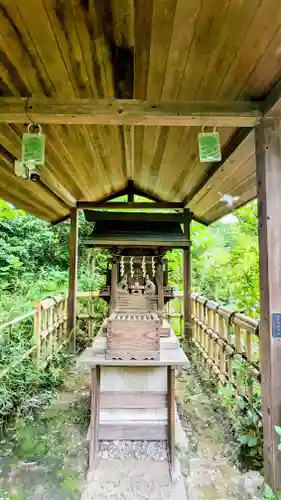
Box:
84, 220, 190, 248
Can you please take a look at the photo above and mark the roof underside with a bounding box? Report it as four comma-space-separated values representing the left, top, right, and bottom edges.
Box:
0, 1, 281, 223
85, 220, 189, 248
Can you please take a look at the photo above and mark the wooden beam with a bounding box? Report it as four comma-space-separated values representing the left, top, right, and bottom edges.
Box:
67, 207, 78, 350
51, 213, 71, 226
255, 118, 281, 491
78, 201, 184, 210
262, 76, 281, 117
83, 210, 186, 223
183, 214, 192, 343
0, 97, 262, 127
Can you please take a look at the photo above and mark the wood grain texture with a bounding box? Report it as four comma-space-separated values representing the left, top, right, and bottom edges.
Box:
1, 0, 281, 223
98, 423, 167, 440
0, 97, 262, 126
100, 391, 167, 409
255, 118, 281, 490
67, 207, 78, 347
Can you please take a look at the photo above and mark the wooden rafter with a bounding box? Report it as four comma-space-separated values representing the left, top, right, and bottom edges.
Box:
0, 97, 262, 127
78, 201, 184, 210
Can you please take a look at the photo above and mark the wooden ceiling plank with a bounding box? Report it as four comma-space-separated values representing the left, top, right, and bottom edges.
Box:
134, 0, 154, 188
65, 0, 122, 192
197, 155, 256, 218
154, 126, 185, 194
178, 0, 231, 101
218, 0, 281, 101
110, 0, 134, 48
161, 0, 201, 100
15, 0, 75, 97
0, 2, 46, 95
197, 0, 261, 100
153, 0, 201, 199
42, 0, 112, 197
141, 0, 177, 189
85, 2, 125, 187
77, 5, 126, 191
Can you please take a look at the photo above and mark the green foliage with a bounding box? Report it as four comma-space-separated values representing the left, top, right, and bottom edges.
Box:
0, 205, 107, 434
168, 200, 259, 316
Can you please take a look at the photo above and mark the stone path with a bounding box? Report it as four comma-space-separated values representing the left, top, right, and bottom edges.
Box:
0, 362, 264, 499
81, 459, 186, 500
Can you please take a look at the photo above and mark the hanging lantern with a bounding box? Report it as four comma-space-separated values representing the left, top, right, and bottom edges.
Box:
198, 126, 221, 162
22, 123, 45, 166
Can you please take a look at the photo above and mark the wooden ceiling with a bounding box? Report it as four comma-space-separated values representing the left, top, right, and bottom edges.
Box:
1, 0, 281, 223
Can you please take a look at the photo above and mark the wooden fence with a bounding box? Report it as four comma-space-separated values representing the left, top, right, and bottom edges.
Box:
0, 289, 261, 418
0, 292, 105, 379
191, 293, 261, 417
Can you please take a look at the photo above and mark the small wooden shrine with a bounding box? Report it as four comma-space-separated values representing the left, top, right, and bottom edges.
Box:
79, 210, 189, 481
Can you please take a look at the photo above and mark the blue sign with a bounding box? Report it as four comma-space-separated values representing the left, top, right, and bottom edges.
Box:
272, 313, 281, 338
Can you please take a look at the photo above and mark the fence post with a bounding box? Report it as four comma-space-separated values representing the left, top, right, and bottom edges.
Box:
34, 303, 42, 368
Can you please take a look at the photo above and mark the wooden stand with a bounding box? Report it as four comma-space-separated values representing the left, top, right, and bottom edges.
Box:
79, 329, 188, 482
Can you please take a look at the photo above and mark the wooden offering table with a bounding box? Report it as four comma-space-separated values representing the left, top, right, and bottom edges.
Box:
79, 325, 188, 481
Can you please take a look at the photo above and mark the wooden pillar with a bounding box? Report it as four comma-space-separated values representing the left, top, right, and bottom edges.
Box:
255, 118, 281, 491
111, 258, 118, 312
67, 207, 78, 351
167, 366, 176, 480
88, 365, 100, 479
183, 214, 192, 343
156, 258, 164, 316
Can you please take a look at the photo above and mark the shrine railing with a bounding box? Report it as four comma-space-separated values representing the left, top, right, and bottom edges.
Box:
0, 290, 261, 417
191, 293, 261, 417
0, 295, 69, 379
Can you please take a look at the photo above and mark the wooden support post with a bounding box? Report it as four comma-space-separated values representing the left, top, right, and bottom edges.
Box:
88, 365, 100, 479
183, 215, 192, 344
167, 366, 176, 481
111, 258, 118, 312
34, 303, 42, 368
255, 118, 281, 491
156, 259, 164, 317
67, 207, 78, 352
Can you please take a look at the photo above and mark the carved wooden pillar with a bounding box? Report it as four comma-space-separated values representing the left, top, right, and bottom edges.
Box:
255, 118, 281, 491
67, 207, 78, 351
